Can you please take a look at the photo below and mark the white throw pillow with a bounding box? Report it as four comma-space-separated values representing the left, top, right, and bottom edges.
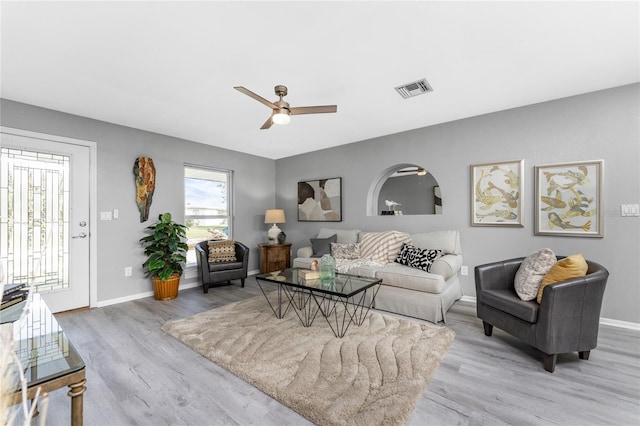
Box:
331, 242, 360, 260
514, 248, 557, 301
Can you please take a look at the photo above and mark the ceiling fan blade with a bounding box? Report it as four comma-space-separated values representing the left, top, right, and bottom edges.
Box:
290, 105, 337, 115
260, 115, 273, 130
234, 86, 278, 109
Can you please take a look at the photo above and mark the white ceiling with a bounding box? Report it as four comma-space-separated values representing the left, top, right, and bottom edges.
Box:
1, 1, 638, 160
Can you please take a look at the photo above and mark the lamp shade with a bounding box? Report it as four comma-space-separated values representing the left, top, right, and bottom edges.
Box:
265, 209, 286, 224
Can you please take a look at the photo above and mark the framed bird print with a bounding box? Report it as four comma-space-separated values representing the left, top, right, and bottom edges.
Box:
470, 160, 524, 227
535, 160, 604, 237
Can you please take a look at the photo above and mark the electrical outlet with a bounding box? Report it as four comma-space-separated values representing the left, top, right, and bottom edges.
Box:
460, 265, 469, 276
124, 266, 132, 277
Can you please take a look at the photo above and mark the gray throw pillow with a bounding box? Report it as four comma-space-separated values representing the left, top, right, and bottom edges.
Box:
310, 234, 337, 258
514, 248, 557, 301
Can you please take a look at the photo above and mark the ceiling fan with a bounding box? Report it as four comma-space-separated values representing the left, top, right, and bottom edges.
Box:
234, 85, 337, 129
395, 167, 427, 176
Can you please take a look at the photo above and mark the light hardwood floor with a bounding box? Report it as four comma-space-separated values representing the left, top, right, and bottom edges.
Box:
17, 278, 640, 425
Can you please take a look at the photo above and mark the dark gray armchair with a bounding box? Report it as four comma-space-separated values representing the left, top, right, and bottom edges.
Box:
475, 257, 608, 372
195, 240, 250, 293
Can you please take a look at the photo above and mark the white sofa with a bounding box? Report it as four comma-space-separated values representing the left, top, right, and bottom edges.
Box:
293, 228, 463, 323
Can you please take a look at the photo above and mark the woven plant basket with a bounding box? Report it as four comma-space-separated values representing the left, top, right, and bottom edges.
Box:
152, 274, 180, 300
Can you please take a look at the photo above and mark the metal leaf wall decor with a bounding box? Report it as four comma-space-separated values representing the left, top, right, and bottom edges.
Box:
133, 157, 156, 222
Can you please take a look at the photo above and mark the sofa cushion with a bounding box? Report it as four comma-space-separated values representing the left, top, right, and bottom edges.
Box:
537, 254, 588, 303
394, 243, 442, 272
208, 240, 236, 263
480, 289, 539, 323
411, 230, 461, 255
310, 234, 337, 257
359, 231, 412, 263
376, 264, 445, 294
331, 242, 360, 259
514, 248, 556, 301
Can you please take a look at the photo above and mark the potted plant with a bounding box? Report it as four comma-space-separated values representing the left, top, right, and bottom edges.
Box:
140, 212, 188, 300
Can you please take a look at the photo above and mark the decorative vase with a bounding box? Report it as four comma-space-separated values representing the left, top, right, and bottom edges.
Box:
152, 274, 180, 300
277, 231, 286, 244
319, 254, 335, 282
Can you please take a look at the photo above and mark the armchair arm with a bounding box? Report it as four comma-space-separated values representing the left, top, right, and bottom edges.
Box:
536, 266, 608, 354
475, 257, 525, 292
234, 242, 250, 271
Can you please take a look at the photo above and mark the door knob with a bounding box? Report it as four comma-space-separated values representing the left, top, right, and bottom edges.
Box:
72, 232, 87, 239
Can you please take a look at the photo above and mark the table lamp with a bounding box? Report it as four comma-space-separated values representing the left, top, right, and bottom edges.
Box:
265, 209, 286, 243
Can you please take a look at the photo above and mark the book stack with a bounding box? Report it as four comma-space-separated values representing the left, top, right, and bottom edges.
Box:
1, 283, 29, 310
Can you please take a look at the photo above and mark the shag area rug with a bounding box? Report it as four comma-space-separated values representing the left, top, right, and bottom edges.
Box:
162, 294, 455, 426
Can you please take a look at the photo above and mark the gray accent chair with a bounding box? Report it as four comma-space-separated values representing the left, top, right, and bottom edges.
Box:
475, 257, 608, 373
195, 240, 250, 293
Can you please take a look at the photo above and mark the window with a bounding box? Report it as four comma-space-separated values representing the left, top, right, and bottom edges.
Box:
184, 165, 232, 265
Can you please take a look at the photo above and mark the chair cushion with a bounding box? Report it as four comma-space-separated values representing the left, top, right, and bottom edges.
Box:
394, 243, 442, 272
208, 240, 237, 263
480, 289, 540, 323
514, 248, 556, 301
537, 254, 588, 303
331, 242, 360, 259
208, 261, 244, 272
310, 234, 337, 257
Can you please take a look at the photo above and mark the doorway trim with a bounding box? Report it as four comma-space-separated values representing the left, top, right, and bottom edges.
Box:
1, 126, 98, 308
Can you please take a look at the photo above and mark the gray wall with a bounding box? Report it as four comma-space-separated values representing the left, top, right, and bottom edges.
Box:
275, 84, 640, 324
0, 99, 275, 303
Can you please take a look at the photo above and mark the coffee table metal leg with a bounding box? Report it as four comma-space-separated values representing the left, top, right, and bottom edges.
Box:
68, 378, 86, 426
256, 280, 291, 319
312, 283, 381, 338
281, 286, 321, 327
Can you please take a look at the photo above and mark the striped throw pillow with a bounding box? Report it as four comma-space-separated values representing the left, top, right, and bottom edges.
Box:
208, 240, 237, 263
359, 231, 412, 264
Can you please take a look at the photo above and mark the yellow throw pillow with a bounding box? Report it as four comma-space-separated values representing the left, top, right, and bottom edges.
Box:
537, 254, 588, 303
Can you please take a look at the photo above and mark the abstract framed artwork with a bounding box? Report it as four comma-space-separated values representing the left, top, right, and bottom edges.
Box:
470, 159, 524, 227
535, 160, 604, 237
298, 177, 342, 221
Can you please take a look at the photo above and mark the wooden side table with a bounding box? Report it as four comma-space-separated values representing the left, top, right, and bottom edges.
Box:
259, 243, 292, 273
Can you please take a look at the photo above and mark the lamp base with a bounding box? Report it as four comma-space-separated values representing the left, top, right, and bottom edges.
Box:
267, 224, 281, 244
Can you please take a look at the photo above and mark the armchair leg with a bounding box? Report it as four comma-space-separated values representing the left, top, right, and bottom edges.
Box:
579, 350, 590, 360
482, 321, 493, 336
542, 353, 557, 373
240, 278, 245, 288
203, 284, 209, 294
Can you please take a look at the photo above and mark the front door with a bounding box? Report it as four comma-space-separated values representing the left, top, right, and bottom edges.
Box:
1, 129, 92, 313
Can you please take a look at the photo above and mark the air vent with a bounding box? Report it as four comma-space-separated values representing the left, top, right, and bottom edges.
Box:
395, 78, 433, 99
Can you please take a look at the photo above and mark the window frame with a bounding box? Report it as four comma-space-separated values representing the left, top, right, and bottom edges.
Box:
184, 164, 233, 265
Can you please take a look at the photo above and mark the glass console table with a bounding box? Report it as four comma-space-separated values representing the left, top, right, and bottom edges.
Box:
1, 293, 86, 426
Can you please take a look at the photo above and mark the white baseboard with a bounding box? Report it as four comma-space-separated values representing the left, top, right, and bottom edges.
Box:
94, 281, 201, 308
94, 272, 261, 308
458, 295, 640, 331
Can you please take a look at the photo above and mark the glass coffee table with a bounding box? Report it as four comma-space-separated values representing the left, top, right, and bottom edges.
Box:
255, 267, 382, 338
2, 293, 86, 426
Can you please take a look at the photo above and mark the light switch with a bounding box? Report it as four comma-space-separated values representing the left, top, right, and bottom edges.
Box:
621, 204, 640, 217
100, 211, 112, 221
113, 209, 119, 219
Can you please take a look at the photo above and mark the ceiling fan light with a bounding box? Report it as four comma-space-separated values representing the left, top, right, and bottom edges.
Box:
272, 110, 291, 125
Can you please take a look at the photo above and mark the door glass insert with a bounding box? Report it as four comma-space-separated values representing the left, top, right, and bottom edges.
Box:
1, 147, 70, 292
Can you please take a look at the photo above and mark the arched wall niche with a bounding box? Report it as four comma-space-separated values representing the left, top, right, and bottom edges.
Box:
366, 163, 442, 216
